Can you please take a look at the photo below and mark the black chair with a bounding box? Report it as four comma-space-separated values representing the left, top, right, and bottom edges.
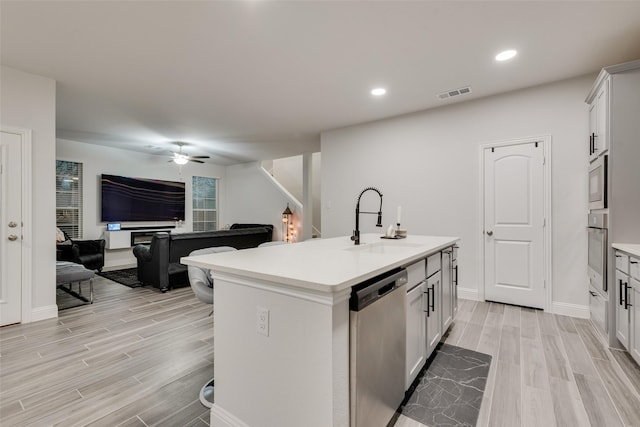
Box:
57, 230, 106, 272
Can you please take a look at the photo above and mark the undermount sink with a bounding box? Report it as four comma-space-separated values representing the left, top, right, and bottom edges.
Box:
345, 240, 423, 254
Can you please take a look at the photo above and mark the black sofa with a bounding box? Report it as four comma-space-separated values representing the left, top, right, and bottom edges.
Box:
132, 225, 273, 292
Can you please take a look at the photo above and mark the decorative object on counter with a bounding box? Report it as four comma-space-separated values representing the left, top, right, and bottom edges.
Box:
282, 203, 295, 242
351, 187, 383, 245
401, 343, 491, 427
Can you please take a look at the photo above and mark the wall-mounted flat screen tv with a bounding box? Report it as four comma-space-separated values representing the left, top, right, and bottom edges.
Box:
101, 174, 185, 222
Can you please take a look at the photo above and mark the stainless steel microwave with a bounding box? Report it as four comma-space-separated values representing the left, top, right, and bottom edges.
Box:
589, 155, 607, 210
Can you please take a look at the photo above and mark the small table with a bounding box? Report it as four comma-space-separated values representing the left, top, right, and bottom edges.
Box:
56, 261, 95, 304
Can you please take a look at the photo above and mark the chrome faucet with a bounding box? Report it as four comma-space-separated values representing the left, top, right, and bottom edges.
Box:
351, 187, 383, 245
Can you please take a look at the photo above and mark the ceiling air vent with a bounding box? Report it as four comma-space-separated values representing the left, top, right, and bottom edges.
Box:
437, 86, 472, 100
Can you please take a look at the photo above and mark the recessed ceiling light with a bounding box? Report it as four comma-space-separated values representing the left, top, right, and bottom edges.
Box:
371, 88, 387, 96
495, 49, 517, 62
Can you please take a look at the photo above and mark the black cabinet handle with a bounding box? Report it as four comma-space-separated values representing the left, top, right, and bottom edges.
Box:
620, 279, 625, 306
453, 265, 458, 286
589, 290, 597, 297
625, 283, 632, 309
589, 134, 593, 154
430, 284, 435, 311
631, 261, 639, 265
424, 287, 430, 317
592, 133, 597, 153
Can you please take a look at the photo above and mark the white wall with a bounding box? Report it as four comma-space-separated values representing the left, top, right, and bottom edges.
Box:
272, 153, 322, 235
321, 75, 593, 311
224, 162, 301, 242
1, 66, 57, 320
56, 139, 226, 269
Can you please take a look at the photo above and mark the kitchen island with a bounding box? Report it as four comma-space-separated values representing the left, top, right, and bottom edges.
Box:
181, 233, 459, 427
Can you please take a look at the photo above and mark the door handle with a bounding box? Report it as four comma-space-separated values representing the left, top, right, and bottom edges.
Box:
8, 221, 17, 228
8, 235, 18, 241
486, 230, 493, 236
625, 283, 632, 309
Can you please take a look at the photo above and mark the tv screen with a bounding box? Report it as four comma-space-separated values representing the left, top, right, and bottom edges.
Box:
101, 174, 185, 222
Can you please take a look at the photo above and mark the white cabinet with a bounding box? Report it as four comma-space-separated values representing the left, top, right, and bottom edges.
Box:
406, 281, 426, 388
405, 259, 427, 388
588, 78, 608, 162
615, 249, 640, 365
425, 270, 442, 356
631, 277, 640, 363
615, 265, 630, 349
405, 247, 458, 389
441, 248, 454, 332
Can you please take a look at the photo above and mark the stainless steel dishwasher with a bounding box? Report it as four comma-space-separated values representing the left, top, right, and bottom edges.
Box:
350, 268, 408, 427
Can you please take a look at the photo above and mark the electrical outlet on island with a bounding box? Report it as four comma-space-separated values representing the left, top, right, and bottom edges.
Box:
257, 307, 269, 337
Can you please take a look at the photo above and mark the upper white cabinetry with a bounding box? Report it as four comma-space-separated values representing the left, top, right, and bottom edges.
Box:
587, 79, 608, 162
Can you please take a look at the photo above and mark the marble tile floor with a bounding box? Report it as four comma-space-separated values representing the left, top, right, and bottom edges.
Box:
2, 278, 640, 427
401, 343, 491, 426
396, 300, 640, 427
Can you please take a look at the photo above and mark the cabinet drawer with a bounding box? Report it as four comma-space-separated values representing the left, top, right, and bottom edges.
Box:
631, 257, 640, 281
406, 259, 426, 290
426, 253, 441, 278
616, 252, 629, 274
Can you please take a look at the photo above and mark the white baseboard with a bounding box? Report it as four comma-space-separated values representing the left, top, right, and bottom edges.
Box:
31, 304, 59, 322
457, 287, 479, 301
550, 301, 590, 318
211, 405, 250, 427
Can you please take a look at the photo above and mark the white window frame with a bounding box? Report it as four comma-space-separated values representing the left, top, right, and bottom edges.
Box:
192, 176, 218, 232
56, 160, 83, 238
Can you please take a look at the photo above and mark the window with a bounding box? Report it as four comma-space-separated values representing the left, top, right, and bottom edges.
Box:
56, 160, 83, 238
192, 176, 218, 231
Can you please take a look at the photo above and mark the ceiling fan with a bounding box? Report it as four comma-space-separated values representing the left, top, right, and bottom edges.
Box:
169, 142, 210, 165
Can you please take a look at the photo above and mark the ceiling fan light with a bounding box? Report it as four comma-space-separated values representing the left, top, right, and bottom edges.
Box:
173, 154, 188, 165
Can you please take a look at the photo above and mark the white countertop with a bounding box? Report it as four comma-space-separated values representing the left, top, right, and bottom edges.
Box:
181, 234, 459, 293
612, 243, 640, 258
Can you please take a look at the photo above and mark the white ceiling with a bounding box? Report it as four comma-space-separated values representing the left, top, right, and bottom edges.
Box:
2, 1, 640, 165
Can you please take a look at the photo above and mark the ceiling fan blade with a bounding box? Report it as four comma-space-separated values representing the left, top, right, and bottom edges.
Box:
190, 159, 205, 164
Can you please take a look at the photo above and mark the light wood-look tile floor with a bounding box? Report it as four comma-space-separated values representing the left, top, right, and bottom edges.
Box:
3, 280, 640, 427
1, 276, 213, 427
396, 299, 640, 427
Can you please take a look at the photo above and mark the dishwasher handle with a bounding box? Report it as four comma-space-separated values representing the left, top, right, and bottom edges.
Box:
350, 269, 408, 311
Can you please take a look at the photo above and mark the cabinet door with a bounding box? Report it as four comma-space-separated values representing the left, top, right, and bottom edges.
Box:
588, 99, 598, 161
595, 80, 608, 156
425, 272, 442, 357
615, 269, 630, 350
630, 278, 640, 365
406, 282, 426, 389
441, 250, 453, 332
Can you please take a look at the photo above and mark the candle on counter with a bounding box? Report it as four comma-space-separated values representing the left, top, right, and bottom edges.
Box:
397, 206, 402, 224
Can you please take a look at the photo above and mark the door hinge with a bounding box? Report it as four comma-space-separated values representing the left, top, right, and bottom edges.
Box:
542, 156, 546, 165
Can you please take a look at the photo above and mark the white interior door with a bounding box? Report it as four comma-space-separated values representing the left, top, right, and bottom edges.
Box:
1, 130, 23, 326
484, 142, 545, 309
